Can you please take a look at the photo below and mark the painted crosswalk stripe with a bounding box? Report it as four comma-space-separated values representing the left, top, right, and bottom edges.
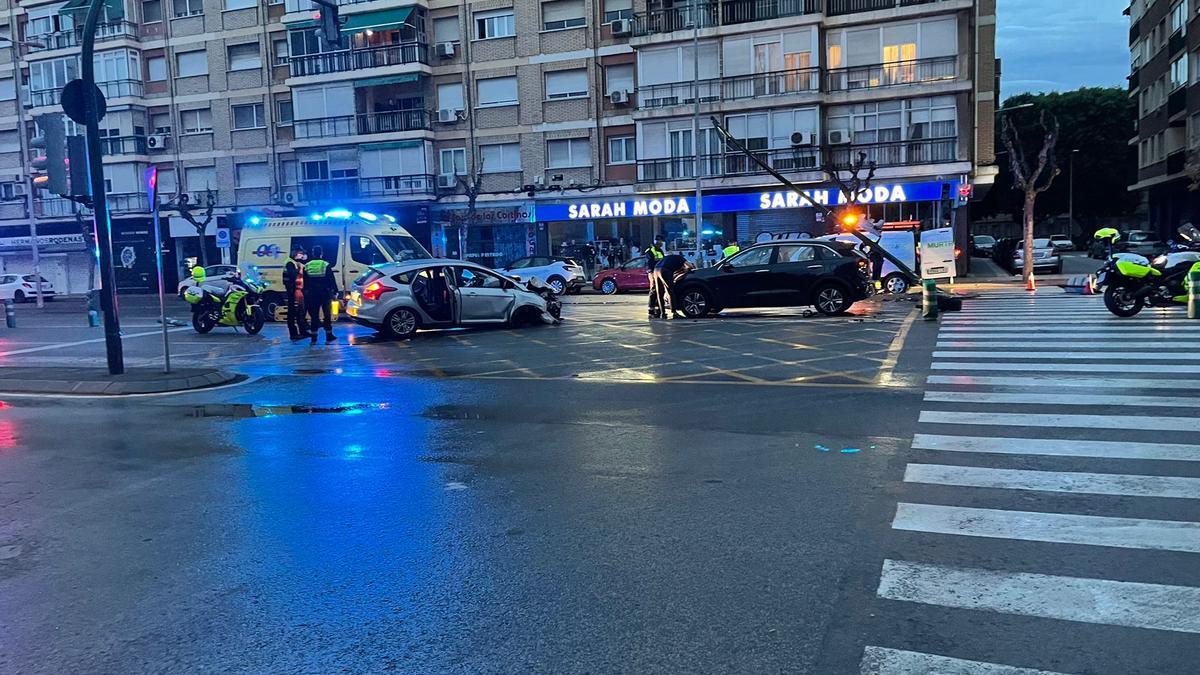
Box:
904, 464, 1200, 499
859, 646, 1072, 675
932, 362, 1200, 373
912, 433, 1200, 461
940, 326, 1200, 333
893, 502, 1200, 553
933, 350, 1200, 361
919, 410, 1200, 432
877, 559, 1200, 634
937, 341, 1200, 350
923, 390, 1200, 408
941, 319, 1196, 326
927, 374, 1200, 389
938, 330, 1200, 337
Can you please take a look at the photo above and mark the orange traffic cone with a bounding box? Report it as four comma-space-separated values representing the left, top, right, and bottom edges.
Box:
1026, 272, 1036, 292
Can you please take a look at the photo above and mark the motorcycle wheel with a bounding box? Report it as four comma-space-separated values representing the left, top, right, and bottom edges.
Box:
242, 306, 265, 335
193, 310, 217, 333
1104, 284, 1144, 317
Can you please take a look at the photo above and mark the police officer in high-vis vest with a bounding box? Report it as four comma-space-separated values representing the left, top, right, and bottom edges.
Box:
644, 235, 666, 318
303, 245, 338, 343
283, 247, 309, 341
722, 242, 740, 259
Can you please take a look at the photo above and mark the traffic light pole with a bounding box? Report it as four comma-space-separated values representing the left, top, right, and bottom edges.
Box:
81, 0, 124, 374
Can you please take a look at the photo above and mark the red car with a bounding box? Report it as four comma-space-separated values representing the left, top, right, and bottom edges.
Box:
592, 256, 651, 294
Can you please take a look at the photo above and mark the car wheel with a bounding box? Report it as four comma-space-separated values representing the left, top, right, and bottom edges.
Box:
13, 290, 24, 303
599, 278, 618, 295
1053, 263, 1063, 275
883, 273, 909, 295
814, 283, 850, 316
383, 307, 420, 338
547, 275, 567, 295
679, 287, 711, 318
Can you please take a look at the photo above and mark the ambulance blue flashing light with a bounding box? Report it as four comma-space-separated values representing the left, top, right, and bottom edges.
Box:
324, 208, 352, 219
357, 211, 377, 221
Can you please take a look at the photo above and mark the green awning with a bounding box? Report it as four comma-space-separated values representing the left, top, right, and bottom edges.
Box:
341, 6, 415, 33
59, 0, 125, 19
353, 74, 420, 88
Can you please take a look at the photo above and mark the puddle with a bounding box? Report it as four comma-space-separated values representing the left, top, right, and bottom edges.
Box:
186, 402, 389, 418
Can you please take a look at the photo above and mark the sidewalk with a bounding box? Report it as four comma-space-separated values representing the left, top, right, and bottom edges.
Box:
0, 366, 241, 395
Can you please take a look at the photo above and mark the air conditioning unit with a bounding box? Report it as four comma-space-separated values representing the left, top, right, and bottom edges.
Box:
609, 90, 630, 105
437, 108, 460, 124
827, 129, 851, 145
790, 131, 815, 147
146, 134, 168, 151
437, 173, 458, 189
610, 18, 633, 37
435, 41, 455, 58
281, 190, 298, 204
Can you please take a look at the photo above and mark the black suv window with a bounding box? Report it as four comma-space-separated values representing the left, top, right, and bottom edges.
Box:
727, 247, 774, 267
777, 245, 816, 263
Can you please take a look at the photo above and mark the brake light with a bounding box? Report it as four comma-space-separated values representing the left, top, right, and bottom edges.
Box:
362, 281, 395, 302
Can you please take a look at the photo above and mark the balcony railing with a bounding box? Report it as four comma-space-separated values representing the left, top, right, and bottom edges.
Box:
632, 3, 718, 36
299, 174, 435, 201
100, 135, 148, 155
34, 197, 80, 218
636, 138, 958, 181
638, 67, 820, 109
284, 0, 380, 11
288, 42, 428, 77
96, 79, 144, 99
826, 0, 945, 16
28, 21, 138, 51
722, 0, 821, 24
293, 109, 430, 139
106, 192, 151, 214
826, 56, 957, 91
634, 0, 942, 35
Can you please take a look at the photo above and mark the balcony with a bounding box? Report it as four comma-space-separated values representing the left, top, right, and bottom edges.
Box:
34, 197, 80, 219
826, 56, 957, 91
288, 42, 428, 78
826, 0, 947, 16
632, 0, 947, 36
636, 137, 958, 182
27, 21, 138, 52
299, 174, 435, 202
100, 135, 148, 155
638, 67, 820, 110
293, 109, 429, 140
34, 78, 144, 105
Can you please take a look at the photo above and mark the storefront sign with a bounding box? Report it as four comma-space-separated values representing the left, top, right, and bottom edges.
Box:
538, 181, 951, 222
0, 233, 86, 250
442, 206, 534, 226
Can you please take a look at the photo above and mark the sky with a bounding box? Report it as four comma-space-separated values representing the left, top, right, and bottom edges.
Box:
998, 0, 1130, 99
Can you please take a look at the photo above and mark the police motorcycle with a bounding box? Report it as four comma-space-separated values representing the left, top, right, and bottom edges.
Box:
182, 264, 268, 334
1100, 224, 1200, 317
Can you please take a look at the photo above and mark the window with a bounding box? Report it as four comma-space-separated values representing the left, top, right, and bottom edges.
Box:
605, 64, 634, 96
438, 82, 464, 111
545, 69, 588, 100
225, 0, 255, 9
433, 16, 461, 43
827, 96, 955, 145
0, 78, 15, 102
475, 9, 515, 40
608, 136, 635, 164
147, 56, 167, 81
1171, 1, 1186, 34
235, 162, 270, 188
184, 166, 216, 192
543, 0, 585, 30
151, 112, 171, 134
604, 0, 632, 23
351, 236, 389, 266
480, 142, 521, 172
175, 50, 207, 77
455, 266, 508, 289
232, 103, 266, 129
280, 159, 298, 186
440, 148, 467, 175
477, 76, 517, 106
1172, 55, 1189, 90
142, 0, 163, 23
180, 107, 212, 133
273, 39, 289, 65
547, 137, 589, 168
30, 58, 77, 92
173, 0, 203, 18
728, 247, 774, 267
1189, 113, 1200, 148
227, 43, 261, 71
777, 245, 816, 263
277, 99, 293, 125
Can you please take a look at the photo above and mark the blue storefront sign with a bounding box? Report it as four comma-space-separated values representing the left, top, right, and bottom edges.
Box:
534, 181, 953, 222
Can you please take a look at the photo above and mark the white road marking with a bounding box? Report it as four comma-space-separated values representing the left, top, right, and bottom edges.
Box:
860, 647, 1073, 675
877, 559, 1200, 634
911, 434, 1200, 462
927, 374, 1200, 388
919, 410, 1200, 432
904, 463, 1200, 499
923, 390, 1200, 408
939, 327, 1200, 334
931, 362, 1200, 373
941, 319, 1195, 326
0, 327, 192, 357
937, 341, 1200, 349
933, 350, 1200, 361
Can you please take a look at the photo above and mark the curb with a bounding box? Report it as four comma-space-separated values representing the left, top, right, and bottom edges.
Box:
0, 369, 244, 396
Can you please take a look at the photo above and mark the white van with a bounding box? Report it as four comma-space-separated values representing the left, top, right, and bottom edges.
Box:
238, 209, 431, 313
818, 225, 919, 294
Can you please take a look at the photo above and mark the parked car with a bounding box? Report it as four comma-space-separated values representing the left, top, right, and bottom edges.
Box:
1048, 234, 1074, 252
1012, 237, 1063, 274
0, 274, 56, 302
673, 241, 871, 318
592, 256, 652, 295
1121, 230, 1166, 257
971, 234, 997, 257
347, 259, 561, 338
177, 265, 239, 297
496, 256, 586, 295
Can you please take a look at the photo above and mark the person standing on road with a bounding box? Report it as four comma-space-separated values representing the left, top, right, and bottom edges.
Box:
644, 236, 666, 318
655, 252, 692, 319
722, 241, 740, 259
303, 245, 338, 344
283, 247, 309, 341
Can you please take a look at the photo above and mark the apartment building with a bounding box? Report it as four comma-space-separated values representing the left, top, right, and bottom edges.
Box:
1128, 0, 1200, 236
0, 0, 995, 292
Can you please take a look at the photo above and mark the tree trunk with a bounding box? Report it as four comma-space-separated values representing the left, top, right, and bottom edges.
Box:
195, 226, 208, 267
1022, 192, 1036, 284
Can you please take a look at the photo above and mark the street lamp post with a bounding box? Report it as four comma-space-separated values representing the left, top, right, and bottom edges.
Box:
690, 0, 703, 267
1, 32, 48, 308
1068, 149, 1080, 238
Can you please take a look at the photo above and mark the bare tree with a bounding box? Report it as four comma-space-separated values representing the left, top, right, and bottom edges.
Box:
451, 158, 485, 260
171, 189, 216, 267
825, 151, 877, 219
1002, 112, 1061, 286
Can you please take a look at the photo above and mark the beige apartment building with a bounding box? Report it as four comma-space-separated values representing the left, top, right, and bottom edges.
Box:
0, 0, 995, 292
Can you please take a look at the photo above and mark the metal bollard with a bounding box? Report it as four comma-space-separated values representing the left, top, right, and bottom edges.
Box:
1189, 270, 1200, 319
4, 299, 14, 328
922, 279, 938, 320
86, 289, 101, 327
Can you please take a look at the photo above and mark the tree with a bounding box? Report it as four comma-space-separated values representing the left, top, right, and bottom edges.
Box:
1002, 111, 1061, 286
171, 189, 216, 267
452, 159, 485, 261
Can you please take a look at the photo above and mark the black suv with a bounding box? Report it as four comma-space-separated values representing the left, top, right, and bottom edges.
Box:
674, 241, 871, 318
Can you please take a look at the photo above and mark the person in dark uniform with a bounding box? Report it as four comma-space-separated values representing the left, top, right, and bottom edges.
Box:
644, 236, 666, 318
283, 247, 309, 341
303, 245, 338, 343
655, 252, 693, 319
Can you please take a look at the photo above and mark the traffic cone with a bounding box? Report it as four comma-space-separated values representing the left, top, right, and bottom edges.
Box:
1083, 276, 1095, 295
1026, 272, 1036, 292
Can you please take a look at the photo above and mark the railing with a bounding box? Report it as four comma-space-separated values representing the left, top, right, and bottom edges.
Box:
633, 0, 944, 34
299, 175, 435, 201
285, 0, 379, 11
29, 87, 63, 107
637, 138, 957, 181
27, 21, 138, 51
97, 79, 144, 99
106, 192, 151, 213
638, 67, 819, 109
100, 135, 148, 155
826, 56, 957, 91
722, 0, 820, 25
293, 109, 429, 139
34, 197, 79, 218
827, 0, 945, 16
289, 42, 428, 77
632, 3, 718, 36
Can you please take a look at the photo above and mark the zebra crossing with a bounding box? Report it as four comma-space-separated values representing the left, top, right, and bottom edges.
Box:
859, 295, 1200, 675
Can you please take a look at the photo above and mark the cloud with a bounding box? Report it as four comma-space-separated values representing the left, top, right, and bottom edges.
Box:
998, 0, 1129, 97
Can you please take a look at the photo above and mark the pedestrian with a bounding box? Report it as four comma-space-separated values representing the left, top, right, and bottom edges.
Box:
283, 246, 309, 341
655, 251, 692, 319
722, 241, 740, 259
644, 236, 666, 318
303, 245, 338, 343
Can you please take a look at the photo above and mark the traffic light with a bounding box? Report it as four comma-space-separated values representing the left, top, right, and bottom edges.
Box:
66, 134, 90, 199
30, 113, 68, 196
313, 0, 341, 48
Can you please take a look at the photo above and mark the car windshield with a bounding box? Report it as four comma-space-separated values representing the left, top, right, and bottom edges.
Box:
1032, 238, 1051, 248
376, 235, 432, 262
1050, 235, 1067, 241
974, 235, 995, 244
1129, 231, 1150, 242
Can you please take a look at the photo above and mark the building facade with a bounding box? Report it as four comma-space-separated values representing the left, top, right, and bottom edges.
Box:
0, 0, 995, 292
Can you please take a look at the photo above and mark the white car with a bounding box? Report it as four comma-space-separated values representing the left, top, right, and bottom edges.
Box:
0, 274, 56, 302
496, 256, 586, 295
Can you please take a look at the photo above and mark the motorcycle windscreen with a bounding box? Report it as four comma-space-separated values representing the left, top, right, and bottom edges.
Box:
239, 263, 268, 290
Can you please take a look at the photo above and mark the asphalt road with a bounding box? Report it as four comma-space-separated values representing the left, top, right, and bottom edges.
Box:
969, 251, 1101, 278
1, 292, 1198, 674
